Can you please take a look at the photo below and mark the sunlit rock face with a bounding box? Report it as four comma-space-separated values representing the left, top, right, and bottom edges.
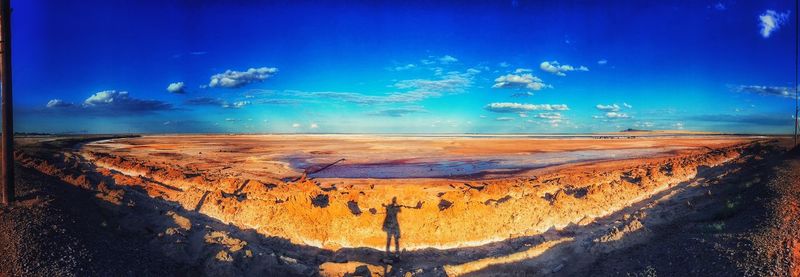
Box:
52, 135, 751, 251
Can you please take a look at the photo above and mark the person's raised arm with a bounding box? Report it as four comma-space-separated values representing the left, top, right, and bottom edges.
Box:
402, 201, 423, 209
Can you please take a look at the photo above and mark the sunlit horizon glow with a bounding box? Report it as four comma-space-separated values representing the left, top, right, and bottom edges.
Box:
12, 1, 799, 134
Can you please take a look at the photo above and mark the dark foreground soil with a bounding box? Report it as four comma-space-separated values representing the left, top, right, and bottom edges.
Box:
576, 147, 800, 277
0, 165, 195, 277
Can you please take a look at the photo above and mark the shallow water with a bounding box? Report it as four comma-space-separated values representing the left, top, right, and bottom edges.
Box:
288, 147, 689, 179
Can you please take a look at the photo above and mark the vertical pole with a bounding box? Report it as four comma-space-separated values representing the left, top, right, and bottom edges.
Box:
0, 0, 13, 204
795, 0, 799, 148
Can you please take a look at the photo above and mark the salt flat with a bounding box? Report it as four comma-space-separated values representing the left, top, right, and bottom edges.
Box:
82, 134, 752, 181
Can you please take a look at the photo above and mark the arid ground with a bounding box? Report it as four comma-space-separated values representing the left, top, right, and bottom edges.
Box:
2, 134, 799, 276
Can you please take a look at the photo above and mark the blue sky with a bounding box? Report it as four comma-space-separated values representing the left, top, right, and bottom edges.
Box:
12, 0, 799, 134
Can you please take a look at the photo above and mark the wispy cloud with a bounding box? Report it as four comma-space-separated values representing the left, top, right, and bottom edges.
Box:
297, 90, 437, 105
222, 101, 250, 109
485, 102, 569, 113
184, 97, 224, 106
294, 70, 476, 105
394, 73, 472, 93
254, 99, 302, 105
596, 112, 630, 119
209, 67, 278, 88
438, 55, 458, 64
171, 51, 208, 59
367, 107, 427, 117
420, 55, 459, 66
495, 117, 515, 121
540, 61, 588, 76
759, 10, 790, 38
393, 63, 416, 71
535, 112, 562, 119
734, 85, 797, 99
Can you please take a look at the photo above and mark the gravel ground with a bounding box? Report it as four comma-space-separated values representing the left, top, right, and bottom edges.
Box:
0, 165, 195, 276
576, 146, 800, 276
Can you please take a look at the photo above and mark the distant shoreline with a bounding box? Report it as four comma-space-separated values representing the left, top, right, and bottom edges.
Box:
14, 132, 792, 138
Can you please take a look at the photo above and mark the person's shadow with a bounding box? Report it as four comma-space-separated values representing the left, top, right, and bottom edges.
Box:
381, 197, 421, 260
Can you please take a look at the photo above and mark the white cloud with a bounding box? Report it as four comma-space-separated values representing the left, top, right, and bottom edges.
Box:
594, 103, 633, 119
604, 112, 630, 119
513, 68, 532, 73
46, 99, 72, 108
597, 59, 608, 65
495, 117, 515, 121
759, 10, 790, 38
84, 90, 126, 106
438, 55, 458, 64
166, 82, 186, 94
485, 102, 569, 113
527, 112, 564, 127
292, 123, 301, 128
46, 90, 172, 114
310, 123, 319, 129
209, 67, 278, 88
539, 61, 589, 76
492, 73, 550, 91
498, 62, 510, 68
596, 104, 621, 112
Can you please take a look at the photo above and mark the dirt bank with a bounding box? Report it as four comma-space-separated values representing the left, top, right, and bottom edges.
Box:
75, 136, 754, 250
